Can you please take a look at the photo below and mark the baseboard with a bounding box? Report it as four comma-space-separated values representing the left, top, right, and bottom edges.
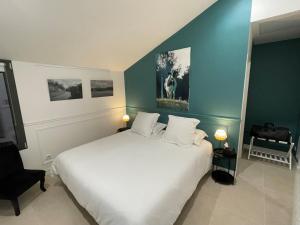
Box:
243, 144, 250, 150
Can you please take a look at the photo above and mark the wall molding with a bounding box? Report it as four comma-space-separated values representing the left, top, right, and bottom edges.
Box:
24, 106, 125, 127
22, 107, 125, 168
126, 105, 241, 122
126, 105, 241, 155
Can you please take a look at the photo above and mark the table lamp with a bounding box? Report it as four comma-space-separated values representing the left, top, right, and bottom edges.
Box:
122, 114, 130, 127
214, 129, 227, 148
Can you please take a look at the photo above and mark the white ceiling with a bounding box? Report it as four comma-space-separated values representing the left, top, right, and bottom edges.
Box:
251, 0, 300, 22
0, 0, 216, 71
252, 11, 300, 45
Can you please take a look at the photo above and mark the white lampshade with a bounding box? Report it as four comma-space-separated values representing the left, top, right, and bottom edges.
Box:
214, 129, 227, 141
122, 114, 130, 122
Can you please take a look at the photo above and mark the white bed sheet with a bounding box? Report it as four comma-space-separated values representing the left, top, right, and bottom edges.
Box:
52, 130, 212, 225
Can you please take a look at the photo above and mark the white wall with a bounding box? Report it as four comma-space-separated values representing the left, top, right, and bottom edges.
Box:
251, 0, 300, 22
12, 61, 126, 170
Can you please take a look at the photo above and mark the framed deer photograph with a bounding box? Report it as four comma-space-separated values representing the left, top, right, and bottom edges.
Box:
155, 47, 190, 111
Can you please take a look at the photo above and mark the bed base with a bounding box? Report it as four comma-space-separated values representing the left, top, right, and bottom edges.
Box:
248, 136, 294, 170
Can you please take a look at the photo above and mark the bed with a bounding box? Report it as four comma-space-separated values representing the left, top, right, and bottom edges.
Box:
52, 130, 213, 225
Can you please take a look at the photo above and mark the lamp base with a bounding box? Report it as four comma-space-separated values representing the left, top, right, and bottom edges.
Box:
212, 170, 234, 185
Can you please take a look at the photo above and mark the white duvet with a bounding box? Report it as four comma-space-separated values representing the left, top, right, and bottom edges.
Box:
52, 130, 212, 225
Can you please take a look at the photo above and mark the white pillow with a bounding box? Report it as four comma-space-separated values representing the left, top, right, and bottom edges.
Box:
131, 112, 160, 137
152, 122, 167, 135
164, 115, 200, 146
194, 129, 208, 145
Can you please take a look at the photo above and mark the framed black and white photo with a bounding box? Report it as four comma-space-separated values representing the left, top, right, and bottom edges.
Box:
91, 80, 113, 97
47, 79, 83, 101
156, 47, 191, 111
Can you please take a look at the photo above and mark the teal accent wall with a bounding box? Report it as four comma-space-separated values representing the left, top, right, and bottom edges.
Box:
244, 38, 300, 148
124, 0, 252, 156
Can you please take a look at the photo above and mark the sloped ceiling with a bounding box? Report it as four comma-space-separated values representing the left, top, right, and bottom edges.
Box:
252, 11, 300, 45
0, 0, 216, 71
251, 0, 300, 22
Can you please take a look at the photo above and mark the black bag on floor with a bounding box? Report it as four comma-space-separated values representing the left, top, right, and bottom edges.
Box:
250, 123, 291, 142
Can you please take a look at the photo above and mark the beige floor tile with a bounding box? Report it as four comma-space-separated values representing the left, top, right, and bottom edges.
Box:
263, 164, 295, 194
0, 205, 41, 225
264, 186, 293, 212
292, 171, 300, 225
264, 166, 300, 225
209, 206, 260, 225
265, 197, 292, 225
175, 175, 220, 225
200, 177, 223, 196
238, 158, 264, 190
215, 179, 265, 225
0, 200, 15, 217
31, 187, 91, 225
176, 189, 218, 225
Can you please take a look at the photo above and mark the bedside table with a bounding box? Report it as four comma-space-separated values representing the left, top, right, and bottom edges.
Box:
212, 148, 237, 185
117, 127, 130, 133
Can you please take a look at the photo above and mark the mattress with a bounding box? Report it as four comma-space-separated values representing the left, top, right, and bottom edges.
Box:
52, 130, 212, 225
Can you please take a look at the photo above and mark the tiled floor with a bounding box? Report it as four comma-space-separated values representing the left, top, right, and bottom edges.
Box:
1, 152, 299, 225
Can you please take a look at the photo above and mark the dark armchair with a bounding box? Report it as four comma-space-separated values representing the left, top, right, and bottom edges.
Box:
0, 142, 46, 216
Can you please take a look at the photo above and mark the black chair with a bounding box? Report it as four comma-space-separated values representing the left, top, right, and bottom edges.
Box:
0, 142, 46, 216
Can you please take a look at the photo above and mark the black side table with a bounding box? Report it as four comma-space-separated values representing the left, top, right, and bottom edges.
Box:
212, 148, 237, 185
117, 127, 130, 133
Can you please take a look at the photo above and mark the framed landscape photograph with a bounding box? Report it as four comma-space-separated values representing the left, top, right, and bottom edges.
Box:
156, 47, 191, 111
47, 79, 83, 101
91, 80, 113, 97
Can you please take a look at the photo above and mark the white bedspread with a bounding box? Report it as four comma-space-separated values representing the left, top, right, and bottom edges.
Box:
52, 130, 212, 225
